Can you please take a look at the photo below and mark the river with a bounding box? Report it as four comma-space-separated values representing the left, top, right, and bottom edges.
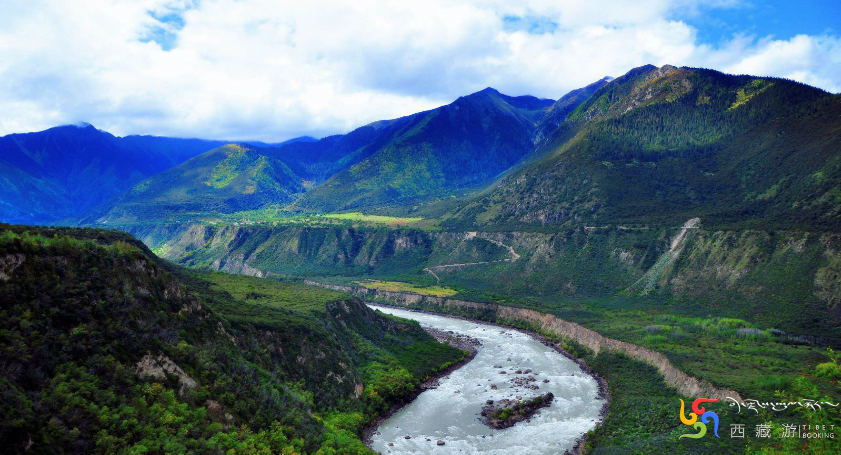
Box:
368, 304, 605, 454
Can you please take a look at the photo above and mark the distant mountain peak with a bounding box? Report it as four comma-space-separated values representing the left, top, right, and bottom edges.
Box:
460, 87, 502, 100
39, 122, 100, 135
633, 63, 658, 72
460, 87, 554, 112
48, 122, 98, 132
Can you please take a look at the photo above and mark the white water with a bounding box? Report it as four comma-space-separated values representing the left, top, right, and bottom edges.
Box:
368, 305, 604, 454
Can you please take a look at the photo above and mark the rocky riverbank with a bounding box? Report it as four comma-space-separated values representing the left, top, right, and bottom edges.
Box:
361, 325, 480, 446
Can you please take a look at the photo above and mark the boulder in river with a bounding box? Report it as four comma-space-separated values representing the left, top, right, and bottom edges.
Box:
480, 392, 555, 429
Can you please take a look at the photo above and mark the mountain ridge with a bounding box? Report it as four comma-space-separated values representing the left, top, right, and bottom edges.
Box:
444, 64, 840, 231
2, 64, 839, 234
0, 125, 230, 224
287, 87, 555, 213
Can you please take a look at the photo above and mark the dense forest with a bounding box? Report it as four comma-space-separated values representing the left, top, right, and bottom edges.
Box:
447, 67, 841, 231
0, 224, 463, 453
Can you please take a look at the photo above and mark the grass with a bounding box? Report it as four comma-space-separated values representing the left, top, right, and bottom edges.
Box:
539, 301, 841, 406
322, 212, 423, 226
728, 80, 772, 111
195, 270, 347, 315
583, 350, 744, 454
354, 279, 458, 297
132, 206, 441, 230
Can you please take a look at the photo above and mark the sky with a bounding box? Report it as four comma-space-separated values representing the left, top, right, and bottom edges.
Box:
1, 0, 839, 142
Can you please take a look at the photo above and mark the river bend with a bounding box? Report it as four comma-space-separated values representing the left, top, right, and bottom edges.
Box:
368, 305, 605, 454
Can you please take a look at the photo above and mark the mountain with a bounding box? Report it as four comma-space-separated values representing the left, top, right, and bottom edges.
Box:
239, 135, 318, 148
91, 87, 556, 222
0, 124, 227, 224
3, 64, 841, 453
0, 223, 462, 452
534, 76, 613, 144
258, 122, 411, 182
446, 65, 841, 231
93, 144, 305, 224
288, 88, 555, 213
0, 125, 316, 225
119, 65, 841, 346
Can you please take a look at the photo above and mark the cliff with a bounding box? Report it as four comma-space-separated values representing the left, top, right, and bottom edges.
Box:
127, 222, 841, 344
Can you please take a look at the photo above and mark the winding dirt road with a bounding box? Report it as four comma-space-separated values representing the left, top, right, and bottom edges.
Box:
423, 233, 520, 283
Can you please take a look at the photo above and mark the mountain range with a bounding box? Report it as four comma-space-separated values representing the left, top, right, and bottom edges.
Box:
0, 125, 312, 224
4, 64, 837, 233
74, 63, 839, 343
447, 65, 841, 231
89, 87, 561, 223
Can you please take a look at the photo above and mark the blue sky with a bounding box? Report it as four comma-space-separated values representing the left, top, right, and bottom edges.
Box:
684, 1, 841, 44
0, 0, 839, 142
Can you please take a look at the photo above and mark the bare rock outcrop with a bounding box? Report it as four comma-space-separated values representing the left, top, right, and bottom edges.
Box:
0, 253, 25, 281
136, 354, 199, 397
205, 400, 235, 430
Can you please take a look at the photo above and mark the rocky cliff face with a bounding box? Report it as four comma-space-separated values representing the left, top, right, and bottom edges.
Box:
130, 222, 841, 343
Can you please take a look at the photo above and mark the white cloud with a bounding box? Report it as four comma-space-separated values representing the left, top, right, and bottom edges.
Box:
718, 34, 841, 92
0, 0, 838, 142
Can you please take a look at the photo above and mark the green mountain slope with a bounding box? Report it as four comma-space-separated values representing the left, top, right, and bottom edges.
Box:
534, 76, 613, 144
257, 122, 412, 182
0, 124, 228, 224
128, 221, 841, 345
446, 65, 841, 231
95, 144, 305, 224
88, 88, 556, 223
0, 224, 462, 452
290, 88, 554, 213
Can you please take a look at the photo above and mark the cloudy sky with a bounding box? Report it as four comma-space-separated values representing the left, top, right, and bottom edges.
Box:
1, 0, 840, 142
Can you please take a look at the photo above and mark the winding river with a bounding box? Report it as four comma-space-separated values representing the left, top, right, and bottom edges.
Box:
368, 305, 605, 454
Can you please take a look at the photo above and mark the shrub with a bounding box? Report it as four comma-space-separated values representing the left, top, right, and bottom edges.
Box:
815, 347, 841, 379
643, 334, 667, 344
815, 363, 841, 380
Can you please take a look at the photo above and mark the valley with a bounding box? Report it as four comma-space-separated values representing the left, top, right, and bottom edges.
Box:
2, 63, 840, 453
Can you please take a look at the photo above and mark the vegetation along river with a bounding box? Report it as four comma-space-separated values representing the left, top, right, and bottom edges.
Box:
368, 305, 605, 454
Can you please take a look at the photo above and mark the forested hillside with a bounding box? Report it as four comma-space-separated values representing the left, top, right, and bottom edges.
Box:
0, 124, 227, 224
291, 88, 554, 213
447, 65, 841, 231
0, 224, 462, 453
93, 144, 306, 224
